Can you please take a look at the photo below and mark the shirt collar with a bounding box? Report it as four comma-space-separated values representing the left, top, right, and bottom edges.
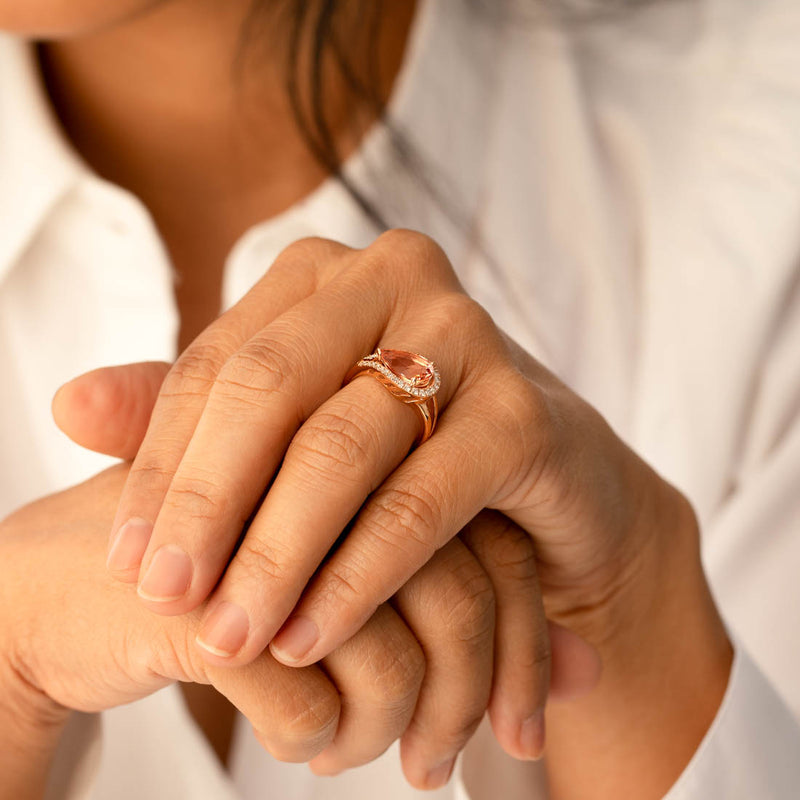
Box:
0, 34, 84, 284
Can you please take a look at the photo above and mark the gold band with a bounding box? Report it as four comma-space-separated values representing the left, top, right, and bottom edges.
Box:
343, 348, 441, 447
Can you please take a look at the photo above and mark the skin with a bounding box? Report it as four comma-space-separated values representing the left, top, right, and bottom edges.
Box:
35, 0, 415, 350
4, 373, 600, 798
93, 231, 731, 799
8, 0, 446, 778
0, 0, 171, 37
0, 1, 732, 798
2, 0, 602, 788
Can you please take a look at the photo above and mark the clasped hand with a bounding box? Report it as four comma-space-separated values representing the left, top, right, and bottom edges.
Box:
28, 229, 697, 787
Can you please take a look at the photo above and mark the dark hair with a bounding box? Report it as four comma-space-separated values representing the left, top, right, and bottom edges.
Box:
238, 0, 394, 230
239, 0, 658, 315
240, 0, 661, 228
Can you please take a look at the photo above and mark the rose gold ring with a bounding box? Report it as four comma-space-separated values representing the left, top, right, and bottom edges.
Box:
344, 347, 441, 447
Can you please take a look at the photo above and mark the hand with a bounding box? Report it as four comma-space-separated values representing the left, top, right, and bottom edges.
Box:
84, 231, 686, 658
53, 360, 601, 785
56, 229, 731, 797
0, 465, 337, 768
2, 464, 561, 790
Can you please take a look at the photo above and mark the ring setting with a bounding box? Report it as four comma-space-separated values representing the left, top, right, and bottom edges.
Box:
353, 349, 441, 398
344, 348, 441, 446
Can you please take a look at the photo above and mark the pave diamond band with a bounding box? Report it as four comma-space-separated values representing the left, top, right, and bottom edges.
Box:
354, 355, 441, 398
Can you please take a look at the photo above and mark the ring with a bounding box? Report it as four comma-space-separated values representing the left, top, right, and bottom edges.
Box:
344, 348, 441, 446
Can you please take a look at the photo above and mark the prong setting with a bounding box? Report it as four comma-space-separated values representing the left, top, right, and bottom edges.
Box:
357, 349, 441, 399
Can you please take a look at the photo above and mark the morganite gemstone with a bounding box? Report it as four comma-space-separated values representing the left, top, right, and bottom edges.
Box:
379, 348, 435, 388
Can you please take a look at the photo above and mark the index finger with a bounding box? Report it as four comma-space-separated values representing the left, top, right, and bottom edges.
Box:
106, 239, 346, 580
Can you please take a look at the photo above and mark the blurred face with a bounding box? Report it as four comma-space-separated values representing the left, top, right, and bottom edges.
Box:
0, 0, 172, 38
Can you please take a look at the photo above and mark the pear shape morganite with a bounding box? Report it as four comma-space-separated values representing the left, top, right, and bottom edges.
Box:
379, 349, 435, 388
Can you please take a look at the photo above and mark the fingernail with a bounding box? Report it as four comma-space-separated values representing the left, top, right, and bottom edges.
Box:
107, 518, 152, 572
519, 709, 546, 759
196, 602, 250, 658
137, 545, 192, 602
425, 757, 456, 789
270, 616, 319, 663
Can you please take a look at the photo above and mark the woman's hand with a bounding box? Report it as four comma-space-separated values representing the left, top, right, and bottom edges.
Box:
53, 228, 731, 795
82, 231, 685, 658
2, 462, 580, 791
52, 361, 601, 784
0, 466, 338, 775
56, 230, 730, 794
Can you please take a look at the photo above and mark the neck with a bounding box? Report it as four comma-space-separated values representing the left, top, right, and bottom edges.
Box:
38, 0, 415, 229
38, 0, 416, 351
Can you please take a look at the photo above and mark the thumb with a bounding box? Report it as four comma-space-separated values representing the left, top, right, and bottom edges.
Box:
52, 361, 171, 460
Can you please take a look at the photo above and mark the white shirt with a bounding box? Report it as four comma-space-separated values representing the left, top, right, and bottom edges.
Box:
1, 0, 800, 797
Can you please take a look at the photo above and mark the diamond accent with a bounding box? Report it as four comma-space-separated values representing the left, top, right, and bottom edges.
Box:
357, 348, 440, 399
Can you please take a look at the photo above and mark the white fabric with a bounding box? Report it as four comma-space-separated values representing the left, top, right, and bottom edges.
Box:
2, 0, 800, 796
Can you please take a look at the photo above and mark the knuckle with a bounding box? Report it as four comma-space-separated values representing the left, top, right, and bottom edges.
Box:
441, 562, 496, 648
215, 337, 297, 408
290, 408, 375, 483
127, 457, 176, 494
149, 621, 208, 684
259, 690, 340, 761
271, 237, 351, 288
373, 229, 444, 263
233, 534, 294, 585
162, 339, 229, 397
489, 372, 555, 478
315, 557, 376, 621
365, 484, 442, 562
162, 473, 230, 521
433, 294, 498, 375
275, 235, 341, 265
410, 547, 495, 650
435, 292, 490, 334
520, 633, 552, 675
275, 236, 321, 263
368, 229, 456, 286
281, 689, 341, 743
497, 371, 549, 434
486, 520, 538, 584
147, 630, 182, 680
502, 621, 552, 682
361, 636, 426, 711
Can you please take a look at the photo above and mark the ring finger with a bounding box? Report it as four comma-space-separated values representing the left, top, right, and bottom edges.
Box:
190, 304, 471, 665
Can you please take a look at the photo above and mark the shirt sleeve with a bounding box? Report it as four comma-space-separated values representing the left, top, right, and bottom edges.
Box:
663, 641, 800, 799
664, 255, 800, 797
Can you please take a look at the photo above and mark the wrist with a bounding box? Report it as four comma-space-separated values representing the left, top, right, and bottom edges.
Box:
544, 478, 732, 799
0, 654, 71, 800
610, 478, 731, 671
546, 458, 729, 662
0, 529, 72, 800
